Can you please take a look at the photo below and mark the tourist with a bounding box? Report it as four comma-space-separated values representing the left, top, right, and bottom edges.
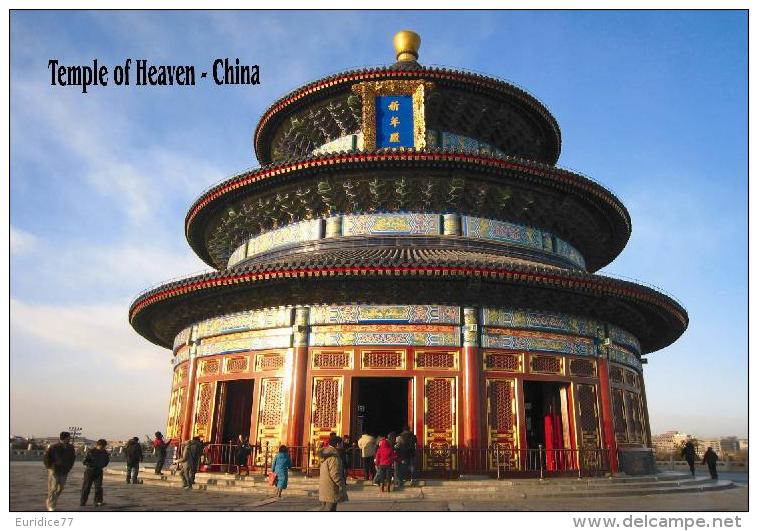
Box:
235, 435, 251, 477
393, 434, 411, 487
124, 437, 143, 484
702, 447, 719, 480
387, 430, 397, 447
318, 435, 348, 511
80, 439, 110, 507
357, 432, 377, 481
43, 431, 76, 511
681, 441, 697, 476
374, 437, 397, 492
153, 432, 171, 475
179, 436, 204, 489
341, 434, 353, 478
399, 425, 418, 484
271, 445, 292, 497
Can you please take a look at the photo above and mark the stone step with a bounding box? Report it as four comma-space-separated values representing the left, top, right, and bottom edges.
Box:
106, 468, 704, 491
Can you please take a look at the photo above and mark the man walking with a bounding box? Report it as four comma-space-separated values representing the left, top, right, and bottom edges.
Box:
318, 435, 348, 511
702, 446, 719, 480
43, 431, 76, 511
80, 439, 110, 507
178, 437, 204, 489
681, 441, 697, 476
124, 437, 143, 484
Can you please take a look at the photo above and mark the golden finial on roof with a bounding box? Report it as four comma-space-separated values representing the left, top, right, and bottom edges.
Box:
393, 30, 421, 62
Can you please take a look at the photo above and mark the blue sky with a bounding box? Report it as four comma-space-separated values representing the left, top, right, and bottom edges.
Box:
10, 11, 747, 440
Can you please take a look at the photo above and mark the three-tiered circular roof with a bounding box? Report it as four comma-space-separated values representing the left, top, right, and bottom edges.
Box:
130, 33, 687, 356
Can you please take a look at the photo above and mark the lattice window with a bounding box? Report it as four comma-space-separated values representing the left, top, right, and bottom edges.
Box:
201, 359, 220, 375
172, 365, 188, 388
488, 380, 514, 433
484, 352, 521, 372
426, 379, 453, 431
609, 366, 624, 383
624, 391, 643, 444
611, 388, 627, 443
193, 382, 216, 440
361, 349, 405, 369
575, 384, 599, 450
624, 369, 639, 389
530, 355, 562, 374
255, 353, 285, 371
312, 378, 340, 429
415, 351, 457, 369
166, 387, 184, 439
259, 378, 284, 427
313, 350, 352, 369
224, 356, 249, 374
570, 358, 596, 378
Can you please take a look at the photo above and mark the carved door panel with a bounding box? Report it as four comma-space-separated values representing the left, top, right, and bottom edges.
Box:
574, 384, 600, 448
166, 387, 184, 440
192, 381, 217, 441
309, 376, 343, 464
423, 377, 456, 471
611, 388, 628, 445
486, 378, 519, 469
255, 377, 285, 464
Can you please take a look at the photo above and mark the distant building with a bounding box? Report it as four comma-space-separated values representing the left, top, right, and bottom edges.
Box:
738, 438, 748, 452
720, 436, 740, 457
698, 438, 721, 457
651, 431, 692, 456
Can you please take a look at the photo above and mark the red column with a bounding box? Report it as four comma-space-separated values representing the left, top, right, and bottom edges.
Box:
462, 345, 482, 447
286, 307, 310, 447
462, 308, 482, 449
287, 345, 308, 447
597, 357, 619, 473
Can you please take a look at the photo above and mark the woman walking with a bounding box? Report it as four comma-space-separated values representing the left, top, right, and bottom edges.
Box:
271, 445, 292, 497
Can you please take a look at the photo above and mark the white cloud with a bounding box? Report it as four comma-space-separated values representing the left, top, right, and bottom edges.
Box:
11, 76, 224, 228
11, 298, 167, 372
10, 226, 38, 255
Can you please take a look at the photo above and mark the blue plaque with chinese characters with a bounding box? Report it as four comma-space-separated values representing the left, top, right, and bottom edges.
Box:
376, 95, 414, 148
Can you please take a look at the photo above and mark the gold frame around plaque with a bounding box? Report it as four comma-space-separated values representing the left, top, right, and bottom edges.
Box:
352, 80, 434, 151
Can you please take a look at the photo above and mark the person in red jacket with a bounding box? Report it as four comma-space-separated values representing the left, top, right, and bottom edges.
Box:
373, 438, 397, 492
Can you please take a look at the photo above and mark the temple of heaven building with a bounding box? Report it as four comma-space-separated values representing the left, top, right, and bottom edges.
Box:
129, 31, 687, 475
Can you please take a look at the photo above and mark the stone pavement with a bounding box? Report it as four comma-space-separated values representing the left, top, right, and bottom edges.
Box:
10, 462, 747, 512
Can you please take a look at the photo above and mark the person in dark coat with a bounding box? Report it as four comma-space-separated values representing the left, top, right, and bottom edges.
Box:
153, 432, 171, 475
179, 437, 204, 489
399, 426, 418, 484
702, 447, 719, 479
43, 431, 76, 511
271, 444, 292, 497
393, 436, 411, 487
235, 435, 251, 477
80, 439, 110, 507
124, 437, 143, 484
681, 441, 697, 476
341, 434, 353, 479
